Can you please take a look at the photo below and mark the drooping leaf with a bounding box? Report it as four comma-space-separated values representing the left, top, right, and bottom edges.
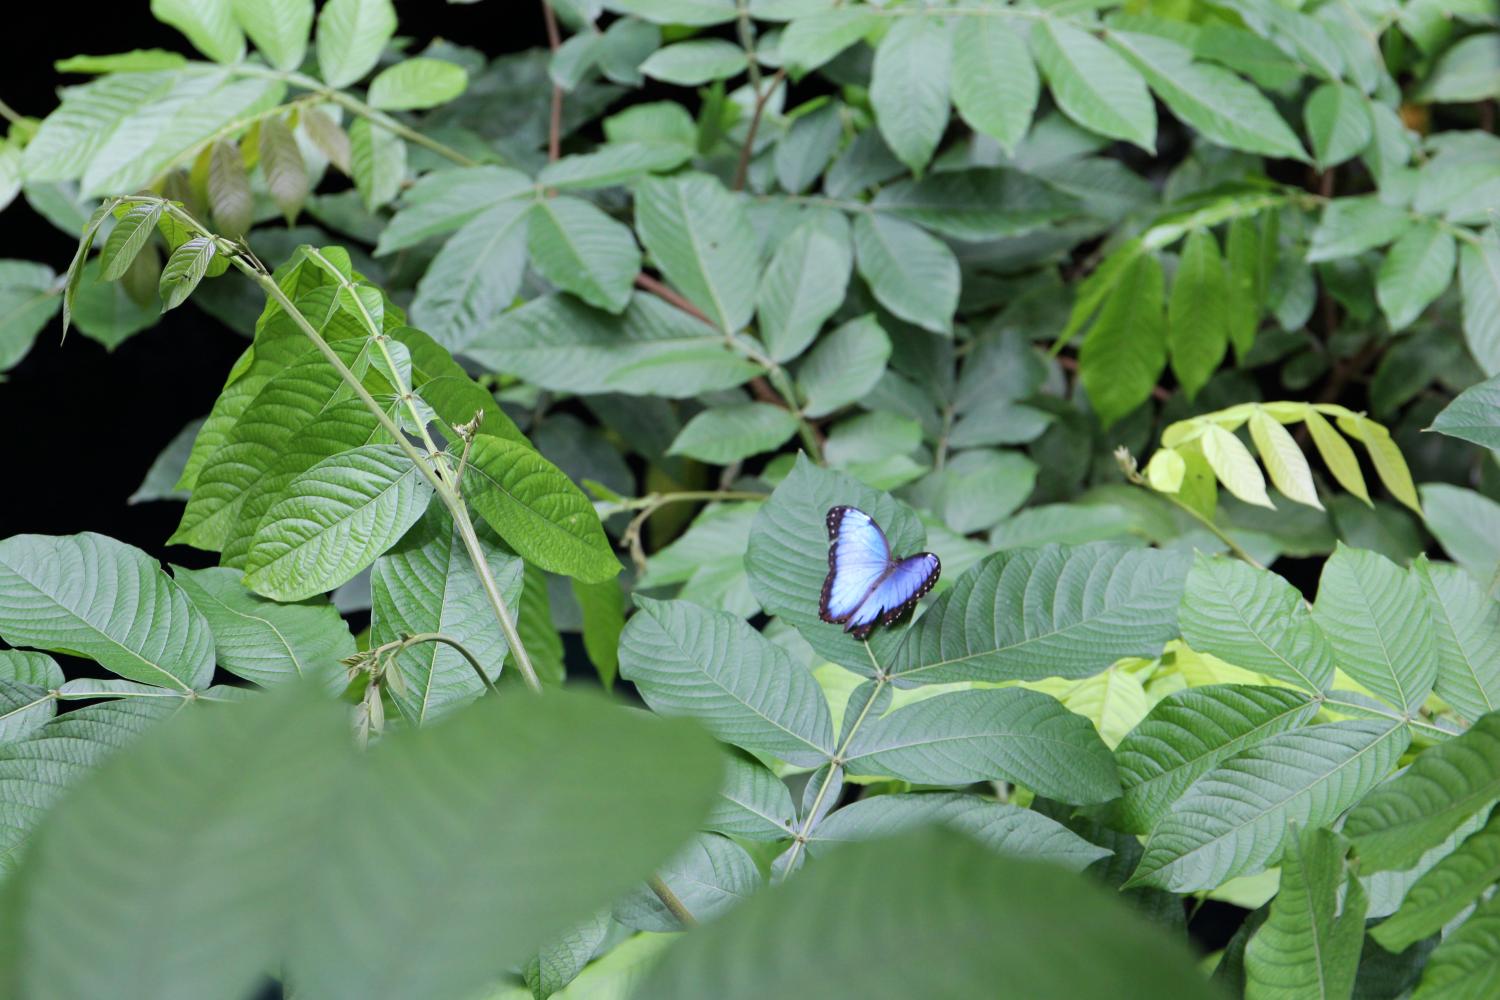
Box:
634, 173, 757, 335
1167, 228, 1230, 400
851, 212, 959, 335
316, 0, 397, 88
150, 0, 244, 62
950, 16, 1037, 154
1373, 805, 1500, 952
460, 435, 619, 584
1416, 557, 1500, 724
1459, 234, 1500, 376
1127, 719, 1409, 892
1409, 887, 1500, 999
1248, 407, 1322, 509
158, 236, 217, 312
527, 195, 640, 314
869, 15, 951, 173
1030, 20, 1155, 151
410, 199, 528, 350
845, 688, 1122, 805
755, 211, 851, 363
173, 566, 353, 691
0, 533, 214, 691
208, 138, 252, 238
0, 261, 60, 372
259, 115, 310, 224
231, 0, 312, 69
1304, 82, 1372, 168
1376, 221, 1456, 332
1080, 251, 1167, 428
571, 577, 624, 691
348, 116, 406, 210
618, 597, 835, 766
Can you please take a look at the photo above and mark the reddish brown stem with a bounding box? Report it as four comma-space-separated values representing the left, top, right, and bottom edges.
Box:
541, 2, 563, 163
732, 68, 786, 192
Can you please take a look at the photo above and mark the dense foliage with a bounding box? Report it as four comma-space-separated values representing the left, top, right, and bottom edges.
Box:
1, 0, 1499, 996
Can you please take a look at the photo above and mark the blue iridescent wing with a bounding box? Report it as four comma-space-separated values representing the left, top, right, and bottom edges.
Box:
819, 506, 892, 625
842, 553, 941, 640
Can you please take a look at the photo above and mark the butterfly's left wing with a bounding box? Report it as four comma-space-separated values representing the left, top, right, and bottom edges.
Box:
820, 506, 893, 625
843, 553, 940, 640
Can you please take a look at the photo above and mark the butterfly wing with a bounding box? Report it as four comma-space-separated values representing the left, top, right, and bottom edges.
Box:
819, 506, 893, 625
842, 553, 941, 640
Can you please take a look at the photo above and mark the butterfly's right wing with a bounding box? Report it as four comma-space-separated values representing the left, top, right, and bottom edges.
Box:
819, 506, 892, 624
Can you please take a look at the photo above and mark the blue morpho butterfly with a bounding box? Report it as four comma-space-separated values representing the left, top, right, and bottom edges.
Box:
819, 506, 940, 641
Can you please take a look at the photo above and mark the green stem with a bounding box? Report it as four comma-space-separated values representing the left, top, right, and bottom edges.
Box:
648, 874, 698, 927
0, 96, 26, 128
396, 632, 496, 693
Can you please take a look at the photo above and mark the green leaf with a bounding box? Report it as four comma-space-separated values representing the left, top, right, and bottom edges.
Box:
1345, 711, 1500, 872
775, 103, 841, 194
259, 115, 310, 224
150, 0, 244, 62
411, 199, 529, 350
524, 913, 609, 1000
61, 201, 115, 338
1376, 221, 1456, 332
461, 435, 619, 584
0, 651, 64, 688
0, 680, 56, 745
910, 449, 1037, 535
517, 562, 566, 687
950, 16, 1037, 154
99, 202, 164, 282
871, 168, 1077, 242
1416, 557, 1500, 724
1179, 554, 1335, 693
808, 792, 1111, 870
795, 314, 890, 418
1304, 410, 1370, 504
640, 39, 747, 85
231, 0, 312, 69
1307, 196, 1413, 263
634, 174, 757, 335
1115, 684, 1322, 835
158, 236, 216, 312
619, 597, 835, 766
1431, 373, 1500, 449
1336, 413, 1421, 514
376, 166, 533, 255
1080, 251, 1166, 428
667, 403, 799, 464
1111, 31, 1305, 161
367, 57, 468, 111
571, 577, 623, 690
1244, 826, 1367, 1000
705, 755, 797, 841
1304, 82, 1372, 169
1459, 231, 1500, 376
869, 16, 951, 173
1030, 20, 1155, 151
464, 292, 759, 397
614, 832, 760, 931
0, 261, 60, 372
527, 196, 640, 314
640, 828, 1218, 999
1409, 879, 1500, 998
778, 7, 880, 70
1248, 408, 1321, 509
1168, 228, 1230, 399
173, 565, 353, 691
1373, 806, 1500, 952
316, 0, 396, 87
608, 0, 736, 25
845, 688, 1121, 804
1417, 33, 1500, 102
52, 49, 189, 73
289, 689, 721, 1000
209, 139, 253, 238
348, 116, 406, 211
538, 140, 692, 190
1127, 719, 1410, 892
6, 690, 348, 1000
755, 210, 851, 363
0, 533, 214, 691
889, 543, 1190, 685
852, 212, 959, 335
244, 444, 434, 601
1313, 544, 1437, 715
370, 503, 524, 724
1202, 422, 1272, 507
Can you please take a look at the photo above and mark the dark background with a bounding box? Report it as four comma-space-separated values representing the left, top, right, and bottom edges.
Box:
0, 3, 552, 554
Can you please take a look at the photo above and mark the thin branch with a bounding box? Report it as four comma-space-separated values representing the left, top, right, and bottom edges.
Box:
733, 68, 786, 192
648, 874, 698, 927
0, 96, 28, 129
395, 632, 497, 694
541, 1, 563, 163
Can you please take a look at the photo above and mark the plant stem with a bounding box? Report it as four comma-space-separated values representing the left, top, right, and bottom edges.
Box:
648, 874, 698, 927
541, 1, 564, 163
732, 68, 786, 192
394, 632, 497, 694
1118, 459, 1264, 570
0, 96, 28, 128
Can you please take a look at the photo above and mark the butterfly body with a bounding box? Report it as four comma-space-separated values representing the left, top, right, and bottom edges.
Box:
819, 506, 940, 640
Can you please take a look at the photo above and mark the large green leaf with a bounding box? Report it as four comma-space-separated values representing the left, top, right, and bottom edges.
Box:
639, 39, 747, 85
1410, 889, 1500, 999
0, 680, 56, 746
755, 211, 851, 363
888, 543, 1190, 684
1109, 32, 1306, 161
375, 166, 533, 256
704, 754, 797, 841
1179, 554, 1336, 693
1127, 720, 1410, 892
845, 688, 1121, 805
1114, 684, 1322, 835
1417, 557, 1500, 724
0, 261, 61, 373
0, 533, 213, 691
1080, 251, 1167, 428
1030, 20, 1155, 151
619, 597, 835, 766
1312, 544, 1437, 715
463, 292, 759, 397
869, 15, 951, 173
1167, 228, 1230, 399
316, 0, 397, 87
1307, 196, 1413, 263
1459, 234, 1500, 376
1431, 372, 1500, 450
634, 173, 757, 335
851, 212, 959, 335
527, 195, 640, 314
667, 403, 800, 464
348, 116, 406, 210
795, 314, 890, 418
288, 690, 721, 1000
6, 690, 348, 1000
244, 444, 434, 601
173, 566, 353, 691
639, 828, 1217, 999
367, 57, 468, 111
150, 0, 244, 62
1345, 711, 1500, 872
461, 435, 619, 584
1304, 82, 1372, 169
950, 16, 1037, 154
872, 167, 1076, 242
1376, 221, 1456, 332
614, 832, 760, 931
411, 199, 530, 350
1244, 826, 1366, 1000
369, 503, 524, 725
0, 700, 178, 874
1373, 805, 1500, 952
232, 0, 312, 69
